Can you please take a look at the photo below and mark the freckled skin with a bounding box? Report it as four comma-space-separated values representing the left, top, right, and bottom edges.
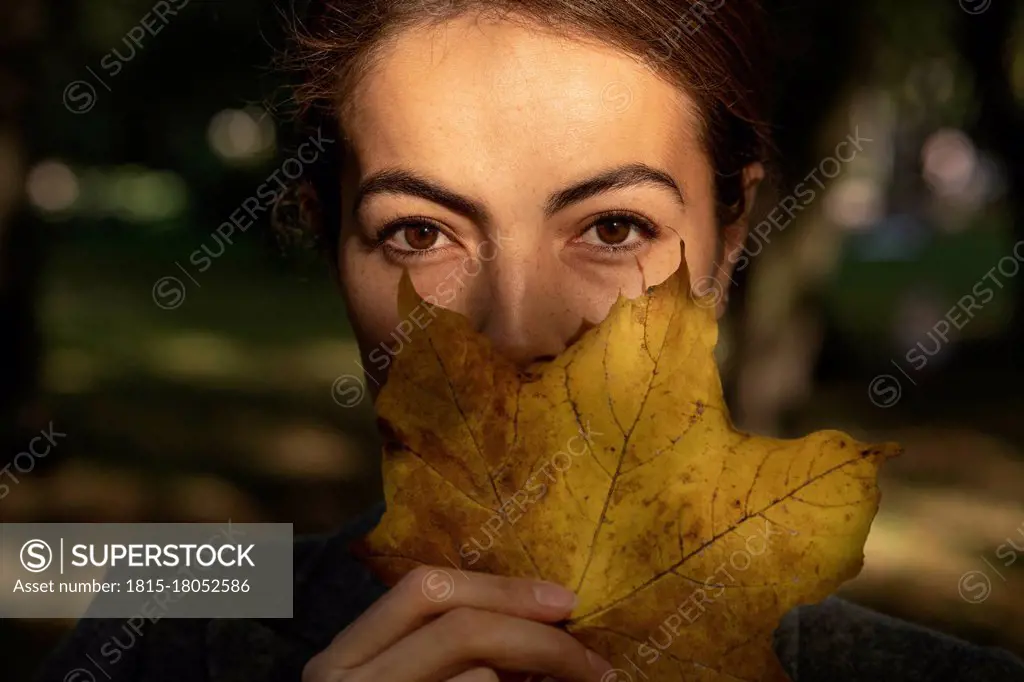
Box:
336, 13, 762, 391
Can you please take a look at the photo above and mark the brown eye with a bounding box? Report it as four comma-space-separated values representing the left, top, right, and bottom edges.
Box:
402, 225, 440, 250
577, 213, 657, 252
593, 218, 632, 245
380, 220, 454, 258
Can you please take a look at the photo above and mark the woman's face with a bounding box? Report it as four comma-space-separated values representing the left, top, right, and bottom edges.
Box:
337, 14, 758, 390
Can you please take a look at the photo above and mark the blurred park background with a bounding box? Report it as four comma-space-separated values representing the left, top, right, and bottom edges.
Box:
2, 0, 1024, 678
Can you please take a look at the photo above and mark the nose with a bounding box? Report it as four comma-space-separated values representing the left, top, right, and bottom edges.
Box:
472, 247, 576, 367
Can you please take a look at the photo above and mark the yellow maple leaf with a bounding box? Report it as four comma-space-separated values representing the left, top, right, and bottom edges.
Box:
357, 244, 901, 682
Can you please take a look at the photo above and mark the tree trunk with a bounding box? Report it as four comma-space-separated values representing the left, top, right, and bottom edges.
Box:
954, 1, 1024, 348
0, 1, 43, 441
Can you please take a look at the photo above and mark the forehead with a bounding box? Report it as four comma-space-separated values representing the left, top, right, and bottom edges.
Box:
342, 14, 712, 201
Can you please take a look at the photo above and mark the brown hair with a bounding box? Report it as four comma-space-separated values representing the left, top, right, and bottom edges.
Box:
278, 0, 774, 256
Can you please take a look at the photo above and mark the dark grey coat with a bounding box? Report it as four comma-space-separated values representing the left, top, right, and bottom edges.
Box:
34, 505, 1024, 682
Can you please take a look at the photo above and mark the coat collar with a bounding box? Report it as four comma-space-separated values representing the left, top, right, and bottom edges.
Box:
205, 503, 389, 682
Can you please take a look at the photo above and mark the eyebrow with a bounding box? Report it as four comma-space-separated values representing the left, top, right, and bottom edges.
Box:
352, 163, 686, 225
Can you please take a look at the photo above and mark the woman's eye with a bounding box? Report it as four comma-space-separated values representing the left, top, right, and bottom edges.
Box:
577, 214, 658, 251
382, 222, 453, 256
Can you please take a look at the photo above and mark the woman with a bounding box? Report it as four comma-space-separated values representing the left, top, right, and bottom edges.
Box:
37, 1, 1024, 681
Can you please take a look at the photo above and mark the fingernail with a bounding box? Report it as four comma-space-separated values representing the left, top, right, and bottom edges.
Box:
532, 581, 577, 609
586, 649, 613, 676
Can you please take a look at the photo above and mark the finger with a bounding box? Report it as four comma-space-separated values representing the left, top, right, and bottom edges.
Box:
358, 607, 612, 682
447, 668, 500, 682
328, 566, 577, 668
497, 673, 543, 682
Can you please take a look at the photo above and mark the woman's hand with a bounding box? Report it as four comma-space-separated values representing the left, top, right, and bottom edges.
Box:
301, 565, 614, 682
